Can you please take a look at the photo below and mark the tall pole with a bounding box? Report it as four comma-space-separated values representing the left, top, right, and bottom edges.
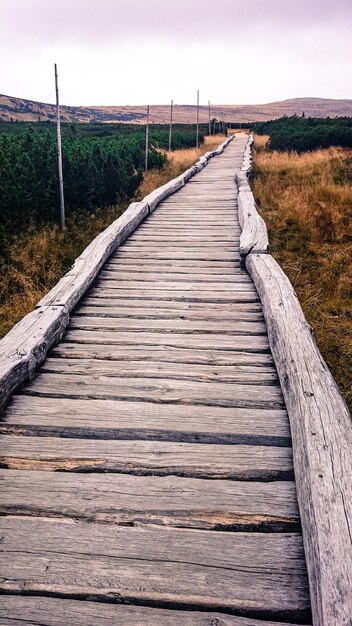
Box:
196, 89, 199, 149
208, 100, 211, 136
54, 63, 65, 230
168, 99, 173, 151
145, 104, 150, 172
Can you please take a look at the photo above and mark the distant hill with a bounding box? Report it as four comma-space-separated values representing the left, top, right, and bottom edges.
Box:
1, 94, 352, 124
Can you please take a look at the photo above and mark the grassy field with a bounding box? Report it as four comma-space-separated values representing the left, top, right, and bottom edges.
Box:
252, 136, 352, 411
0, 135, 225, 339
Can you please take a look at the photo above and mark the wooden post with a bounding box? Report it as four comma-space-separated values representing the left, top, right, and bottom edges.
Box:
208, 101, 211, 136
196, 89, 199, 148
168, 99, 173, 152
145, 104, 150, 172
54, 63, 65, 231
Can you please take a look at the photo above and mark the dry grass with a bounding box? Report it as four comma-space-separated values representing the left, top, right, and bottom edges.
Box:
253, 134, 269, 151
252, 141, 352, 410
0, 136, 225, 338
137, 135, 225, 198
0, 206, 126, 338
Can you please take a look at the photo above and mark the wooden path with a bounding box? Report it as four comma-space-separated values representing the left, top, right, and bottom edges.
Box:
0, 137, 312, 624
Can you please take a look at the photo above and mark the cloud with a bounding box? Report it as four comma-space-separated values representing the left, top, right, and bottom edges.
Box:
1, 0, 351, 105
2, 0, 352, 48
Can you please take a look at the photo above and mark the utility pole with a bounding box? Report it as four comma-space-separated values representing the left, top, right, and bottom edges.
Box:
54, 63, 65, 230
208, 100, 211, 136
145, 104, 150, 172
196, 89, 199, 148
168, 99, 173, 151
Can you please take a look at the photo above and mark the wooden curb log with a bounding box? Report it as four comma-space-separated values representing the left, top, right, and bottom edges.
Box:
240, 137, 352, 625
0, 135, 234, 410
246, 254, 352, 626
235, 135, 269, 260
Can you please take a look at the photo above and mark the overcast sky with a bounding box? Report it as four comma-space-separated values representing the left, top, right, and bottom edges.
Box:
1, 0, 351, 106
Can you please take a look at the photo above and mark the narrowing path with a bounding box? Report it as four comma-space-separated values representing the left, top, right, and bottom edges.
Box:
0, 134, 328, 625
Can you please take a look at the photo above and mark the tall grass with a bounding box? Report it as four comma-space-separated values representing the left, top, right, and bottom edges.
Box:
0, 206, 127, 337
252, 142, 352, 410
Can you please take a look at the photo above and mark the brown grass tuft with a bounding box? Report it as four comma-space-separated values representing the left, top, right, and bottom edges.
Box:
252, 140, 352, 410
0, 206, 126, 338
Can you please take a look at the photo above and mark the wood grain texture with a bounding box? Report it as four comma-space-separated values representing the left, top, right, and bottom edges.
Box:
0, 596, 308, 626
0, 518, 310, 621
75, 303, 265, 321
22, 372, 284, 409
68, 316, 266, 335
86, 288, 260, 302
91, 279, 257, 294
0, 306, 69, 410
98, 271, 249, 283
235, 135, 268, 260
0, 469, 299, 530
62, 329, 269, 352
1, 396, 291, 445
238, 189, 269, 258
51, 342, 274, 365
40, 357, 278, 385
246, 253, 352, 626
0, 435, 293, 479
105, 259, 242, 270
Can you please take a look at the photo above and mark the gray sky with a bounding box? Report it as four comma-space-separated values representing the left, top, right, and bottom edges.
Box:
1, 0, 351, 106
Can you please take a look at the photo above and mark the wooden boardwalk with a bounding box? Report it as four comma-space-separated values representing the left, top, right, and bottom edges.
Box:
0, 137, 312, 624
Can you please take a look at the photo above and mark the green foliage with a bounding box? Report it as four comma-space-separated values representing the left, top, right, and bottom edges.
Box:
0, 122, 205, 235
254, 115, 352, 152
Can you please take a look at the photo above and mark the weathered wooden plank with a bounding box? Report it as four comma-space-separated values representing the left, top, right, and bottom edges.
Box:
139, 220, 238, 226
68, 316, 266, 335
51, 343, 274, 366
119, 243, 239, 251
92, 280, 257, 294
73, 304, 265, 321
107, 257, 241, 267
62, 329, 269, 352
246, 253, 352, 626
0, 470, 299, 530
98, 272, 250, 284
86, 289, 260, 303
21, 372, 284, 409
0, 435, 293, 479
0, 518, 310, 620
1, 396, 291, 445
139, 224, 237, 230
0, 306, 69, 410
40, 357, 278, 385
132, 233, 240, 239
0, 597, 309, 626
112, 251, 239, 261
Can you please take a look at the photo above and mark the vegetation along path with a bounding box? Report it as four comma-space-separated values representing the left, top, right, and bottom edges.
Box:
0, 133, 334, 625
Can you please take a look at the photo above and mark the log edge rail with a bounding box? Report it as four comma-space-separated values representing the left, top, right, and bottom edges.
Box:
239, 135, 352, 626
0, 136, 234, 410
